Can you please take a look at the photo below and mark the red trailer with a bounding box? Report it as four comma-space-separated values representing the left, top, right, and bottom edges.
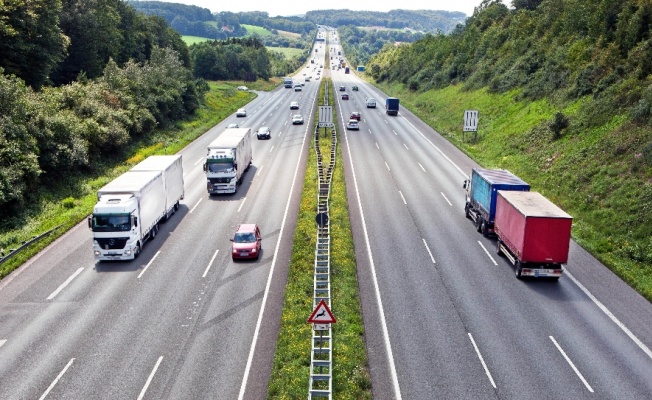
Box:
495, 191, 572, 279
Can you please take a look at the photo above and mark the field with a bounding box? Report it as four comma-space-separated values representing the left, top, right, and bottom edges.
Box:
267, 46, 304, 58
242, 24, 273, 36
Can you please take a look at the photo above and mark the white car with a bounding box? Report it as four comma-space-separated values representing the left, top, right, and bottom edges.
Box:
236, 108, 247, 117
292, 115, 304, 125
237, 86, 249, 91
294, 84, 302, 92
227, 123, 239, 128
290, 101, 299, 109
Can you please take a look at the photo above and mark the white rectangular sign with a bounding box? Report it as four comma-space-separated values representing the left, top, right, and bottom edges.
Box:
464, 110, 479, 132
319, 106, 334, 127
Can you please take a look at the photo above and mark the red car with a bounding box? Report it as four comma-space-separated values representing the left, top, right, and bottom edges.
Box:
231, 224, 262, 260
349, 111, 361, 121
341, 93, 349, 100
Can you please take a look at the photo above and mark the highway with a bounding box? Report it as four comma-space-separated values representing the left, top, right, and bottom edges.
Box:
0, 53, 323, 398
1, 30, 651, 400
328, 32, 652, 399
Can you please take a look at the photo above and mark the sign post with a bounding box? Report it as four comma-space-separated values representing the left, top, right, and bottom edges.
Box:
319, 106, 334, 138
463, 109, 479, 142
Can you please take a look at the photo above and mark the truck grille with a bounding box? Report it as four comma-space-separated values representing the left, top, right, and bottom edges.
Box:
209, 177, 231, 184
96, 237, 128, 249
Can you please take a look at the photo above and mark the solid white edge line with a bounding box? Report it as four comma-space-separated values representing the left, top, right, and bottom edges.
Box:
422, 239, 436, 264
137, 251, 160, 279
440, 192, 452, 206
478, 241, 498, 266
189, 198, 202, 214
238, 197, 247, 213
47, 268, 84, 300
344, 115, 403, 399
565, 271, 652, 360
403, 143, 409, 150
194, 156, 203, 166
237, 90, 316, 400
137, 356, 164, 400
549, 336, 594, 392
385, 162, 390, 171
38, 358, 75, 400
418, 162, 426, 172
203, 249, 219, 278
468, 333, 496, 389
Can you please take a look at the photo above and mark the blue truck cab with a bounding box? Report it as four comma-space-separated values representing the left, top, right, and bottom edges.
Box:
463, 168, 530, 236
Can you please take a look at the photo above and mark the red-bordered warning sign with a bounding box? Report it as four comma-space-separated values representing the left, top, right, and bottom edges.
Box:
307, 299, 337, 324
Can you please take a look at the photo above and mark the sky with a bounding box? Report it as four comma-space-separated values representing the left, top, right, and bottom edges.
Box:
151, 0, 485, 18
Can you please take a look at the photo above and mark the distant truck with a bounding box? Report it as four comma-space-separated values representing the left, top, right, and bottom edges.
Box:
463, 168, 530, 236
385, 97, 399, 116
495, 191, 572, 279
345, 67, 350, 74
204, 128, 253, 194
89, 155, 185, 261
283, 77, 293, 88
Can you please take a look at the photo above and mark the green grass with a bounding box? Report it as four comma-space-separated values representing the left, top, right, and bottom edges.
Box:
374, 81, 652, 301
267, 78, 371, 399
267, 46, 304, 59
0, 82, 256, 279
182, 35, 213, 45
242, 24, 273, 36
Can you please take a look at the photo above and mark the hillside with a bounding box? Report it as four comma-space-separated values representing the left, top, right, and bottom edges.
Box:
367, 0, 652, 300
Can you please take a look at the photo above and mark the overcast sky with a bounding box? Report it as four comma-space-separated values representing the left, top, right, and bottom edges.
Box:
151, 0, 487, 18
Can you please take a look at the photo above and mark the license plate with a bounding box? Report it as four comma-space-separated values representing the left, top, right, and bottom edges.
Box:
239, 252, 249, 256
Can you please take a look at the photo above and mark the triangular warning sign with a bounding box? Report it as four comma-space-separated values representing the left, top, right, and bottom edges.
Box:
307, 299, 336, 324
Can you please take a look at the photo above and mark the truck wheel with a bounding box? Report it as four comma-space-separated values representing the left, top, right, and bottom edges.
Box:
496, 240, 504, 256
174, 201, 179, 211
515, 261, 523, 279
134, 243, 141, 259
151, 224, 158, 239
481, 221, 488, 237
476, 218, 483, 233
464, 203, 471, 219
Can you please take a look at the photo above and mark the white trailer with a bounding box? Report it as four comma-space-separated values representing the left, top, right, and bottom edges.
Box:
131, 155, 185, 220
89, 155, 185, 261
204, 128, 252, 194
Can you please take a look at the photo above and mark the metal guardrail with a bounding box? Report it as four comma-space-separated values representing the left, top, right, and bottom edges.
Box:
309, 82, 337, 399
0, 225, 62, 265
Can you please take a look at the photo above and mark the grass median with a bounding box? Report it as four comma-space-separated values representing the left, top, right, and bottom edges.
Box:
267, 78, 371, 399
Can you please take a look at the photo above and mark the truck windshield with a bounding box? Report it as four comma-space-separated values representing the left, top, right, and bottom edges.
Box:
92, 213, 131, 232
207, 162, 234, 173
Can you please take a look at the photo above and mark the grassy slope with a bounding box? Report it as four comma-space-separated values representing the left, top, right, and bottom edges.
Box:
373, 79, 652, 301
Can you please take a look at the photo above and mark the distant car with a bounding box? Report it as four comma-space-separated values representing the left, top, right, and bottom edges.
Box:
227, 123, 239, 128
236, 108, 247, 117
346, 119, 360, 130
352, 85, 359, 91
237, 86, 249, 91
339, 85, 345, 91
294, 84, 302, 91
257, 126, 271, 140
349, 112, 361, 121
341, 93, 349, 100
366, 98, 377, 108
316, 76, 320, 80
292, 115, 304, 124
290, 101, 299, 109
230, 224, 262, 260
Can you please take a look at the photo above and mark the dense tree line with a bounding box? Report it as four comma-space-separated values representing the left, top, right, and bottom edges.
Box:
337, 25, 425, 68
306, 9, 466, 34
367, 0, 652, 127
0, 0, 207, 221
190, 37, 271, 81
236, 11, 315, 35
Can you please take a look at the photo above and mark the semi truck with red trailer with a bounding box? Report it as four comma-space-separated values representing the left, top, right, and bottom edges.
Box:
463, 168, 530, 236
495, 191, 573, 279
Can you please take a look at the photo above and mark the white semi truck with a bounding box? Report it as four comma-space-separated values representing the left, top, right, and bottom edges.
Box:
89, 155, 185, 261
204, 128, 253, 194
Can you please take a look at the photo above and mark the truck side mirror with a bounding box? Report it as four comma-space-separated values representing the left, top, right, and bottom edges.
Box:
203, 163, 207, 172
88, 217, 92, 229
133, 216, 138, 227
234, 162, 238, 170
463, 180, 468, 189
